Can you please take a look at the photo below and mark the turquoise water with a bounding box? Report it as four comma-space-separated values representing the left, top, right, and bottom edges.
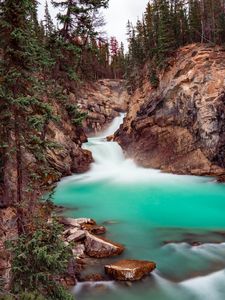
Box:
53, 115, 225, 300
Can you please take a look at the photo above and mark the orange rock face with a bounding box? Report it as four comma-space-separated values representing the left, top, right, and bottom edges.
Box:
76, 79, 129, 134
105, 260, 156, 281
116, 44, 225, 177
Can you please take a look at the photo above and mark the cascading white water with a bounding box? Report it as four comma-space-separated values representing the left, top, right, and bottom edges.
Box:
79, 113, 207, 185
55, 114, 225, 300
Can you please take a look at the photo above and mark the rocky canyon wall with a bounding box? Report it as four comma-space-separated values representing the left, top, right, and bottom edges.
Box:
76, 79, 129, 134
115, 44, 225, 178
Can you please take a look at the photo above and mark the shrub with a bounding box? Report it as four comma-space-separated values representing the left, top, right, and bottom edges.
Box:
7, 220, 74, 300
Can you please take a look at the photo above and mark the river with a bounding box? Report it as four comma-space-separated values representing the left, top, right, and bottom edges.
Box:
53, 114, 225, 300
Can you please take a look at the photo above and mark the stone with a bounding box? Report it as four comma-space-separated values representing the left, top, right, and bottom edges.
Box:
81, 224, 106, 235
71, 148, 93, 174
72, 244, 85, 258
60, 257, 77, 287
106, 135, 114, 141
105, 260, 156, 281
67, 230, 86, 242
217, 175, 225, 183
81, 273, 106, 282
85, 232, 124, 258
59, 217, 96, 228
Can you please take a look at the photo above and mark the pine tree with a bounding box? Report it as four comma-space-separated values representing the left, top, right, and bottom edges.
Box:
0, 0, 56, 231
157, 0, 176, 66
171, 0, 189, 47
52, 0, 109, 40
189, 0, 202, 42
44, 0, 54, 36
144, 2, 155, 58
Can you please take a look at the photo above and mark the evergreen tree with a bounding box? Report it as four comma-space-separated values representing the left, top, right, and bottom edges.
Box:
157, 0, 176, 66
188, 0, 201, 42
52, 0, 109, 40
0, 0, 56, 231
127, 0, 225, 83
144, 2, 155, 58
44, 0, 54, 36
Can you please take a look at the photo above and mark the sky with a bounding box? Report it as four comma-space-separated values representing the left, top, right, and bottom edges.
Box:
38, 0, 148, 49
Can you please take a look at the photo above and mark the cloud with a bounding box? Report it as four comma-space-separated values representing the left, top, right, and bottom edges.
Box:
37, 0, 148, 48
104, 0, 148, 45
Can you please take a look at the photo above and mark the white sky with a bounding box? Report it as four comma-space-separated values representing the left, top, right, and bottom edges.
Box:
38, 0, 148, 49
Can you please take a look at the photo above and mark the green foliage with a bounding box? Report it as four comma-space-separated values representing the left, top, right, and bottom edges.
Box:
0, 295, 14, 300
16, 291, 46, 300
66, 104, 87, 126
7, 221, 74, 300
149, 68, 159, 88
0, 278, 5, 294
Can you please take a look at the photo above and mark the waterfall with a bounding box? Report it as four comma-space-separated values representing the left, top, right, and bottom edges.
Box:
62, 113, 208, 185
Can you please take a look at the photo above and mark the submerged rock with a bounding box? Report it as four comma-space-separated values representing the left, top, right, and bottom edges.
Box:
103, 220, 120, 225
82, 224, 106, 235
105, 260, 156, 281
85, 232, 124, 258
80, 273, 107, 282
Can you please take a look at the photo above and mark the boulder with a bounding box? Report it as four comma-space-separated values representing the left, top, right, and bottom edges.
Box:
67, 230, 86, 242
85, 232, 124, 258
105, 260, 156, 281
82, 224, 106, 235
72, 244, 85, 258
106, 135, 114, 141
59, 217, 96, 228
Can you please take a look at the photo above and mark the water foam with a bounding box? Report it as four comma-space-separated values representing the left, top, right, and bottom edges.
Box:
181, 269, 225, 300
64, 113, 209, 185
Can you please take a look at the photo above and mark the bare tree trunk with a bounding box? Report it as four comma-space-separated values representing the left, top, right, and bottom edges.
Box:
200, 0, 205, 43
14, 107, 25, 235
62, 0, 73, 39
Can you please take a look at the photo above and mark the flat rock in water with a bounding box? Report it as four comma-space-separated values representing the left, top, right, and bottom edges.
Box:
85, 232, 124, 258
67, 230, 86, 242
105, 260, 156, 281
60, 217, 96, 228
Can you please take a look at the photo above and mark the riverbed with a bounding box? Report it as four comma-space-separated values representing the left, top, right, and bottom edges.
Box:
53, 114, 225, 300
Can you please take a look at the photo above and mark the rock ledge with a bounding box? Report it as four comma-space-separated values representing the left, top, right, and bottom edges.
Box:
105, 259, 156, 281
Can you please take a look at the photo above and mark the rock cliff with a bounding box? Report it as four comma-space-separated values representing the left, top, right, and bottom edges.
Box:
115, 44, 225, 177
76, 79, 129, 134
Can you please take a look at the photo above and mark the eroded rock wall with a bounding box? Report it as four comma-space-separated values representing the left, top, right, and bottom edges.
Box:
76, 79, 129, 134
116, 44, 225, 176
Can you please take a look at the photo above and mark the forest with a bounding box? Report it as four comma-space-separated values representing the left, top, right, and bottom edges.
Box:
126, 0, 225, 88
